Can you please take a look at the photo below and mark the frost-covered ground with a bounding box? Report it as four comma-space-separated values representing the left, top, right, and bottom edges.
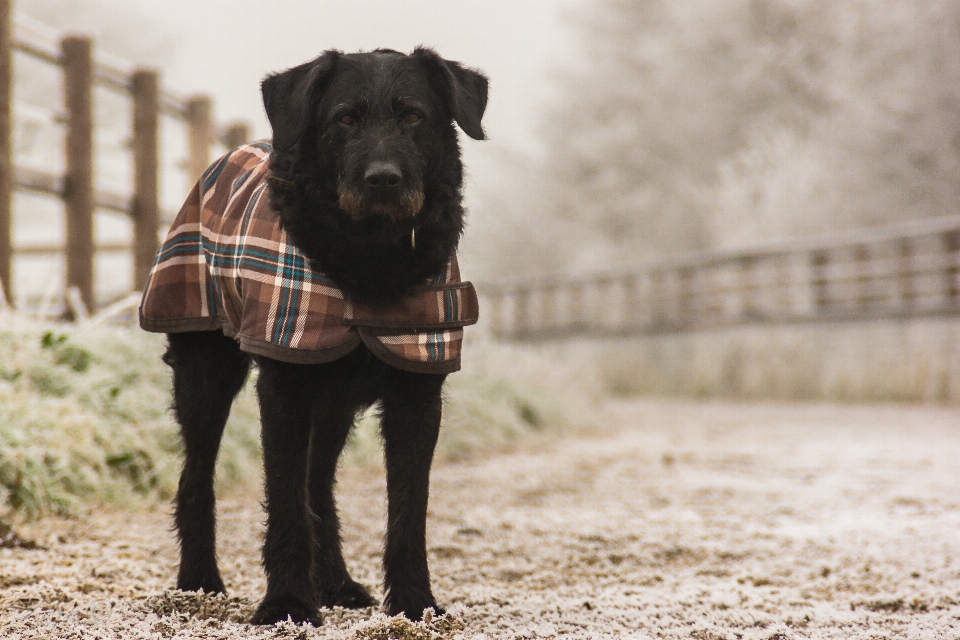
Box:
1, 399, 959, 639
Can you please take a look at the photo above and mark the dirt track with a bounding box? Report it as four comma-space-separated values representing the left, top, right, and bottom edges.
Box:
2, 399, 960, 639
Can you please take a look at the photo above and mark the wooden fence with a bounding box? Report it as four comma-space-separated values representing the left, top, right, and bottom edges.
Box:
0, 0, 249, 313
484, 215, 960, 341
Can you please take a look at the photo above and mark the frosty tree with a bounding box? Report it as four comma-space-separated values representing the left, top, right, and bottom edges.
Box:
473, 0, 960, 279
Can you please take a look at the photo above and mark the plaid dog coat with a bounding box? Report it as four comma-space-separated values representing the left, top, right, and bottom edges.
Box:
139, 142, 479, 374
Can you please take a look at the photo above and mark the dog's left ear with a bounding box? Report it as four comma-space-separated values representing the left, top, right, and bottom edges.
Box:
261, 50, 340, 152
413, 47, 489, 140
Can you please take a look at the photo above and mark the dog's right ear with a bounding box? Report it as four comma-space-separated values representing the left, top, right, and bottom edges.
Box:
261, 51, 340, 152
413, 47, 488, 141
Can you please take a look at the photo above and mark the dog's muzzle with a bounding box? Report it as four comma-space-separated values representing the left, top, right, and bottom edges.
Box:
338, 161, 424, 221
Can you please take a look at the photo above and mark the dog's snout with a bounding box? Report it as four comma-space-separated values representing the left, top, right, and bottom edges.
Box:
341, 157, 423, 219
364, 162, 402, 190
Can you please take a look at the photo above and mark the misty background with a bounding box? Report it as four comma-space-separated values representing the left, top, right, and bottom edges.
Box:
13, 0, 960, 292
471, 0, 960, 280
8, 0, 960, 407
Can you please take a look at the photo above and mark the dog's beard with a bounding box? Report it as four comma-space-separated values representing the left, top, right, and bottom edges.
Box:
338, 187, 425, 221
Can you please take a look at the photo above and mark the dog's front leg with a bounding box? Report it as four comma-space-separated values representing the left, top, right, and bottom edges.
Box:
166, 331, 250, 595
308, 398, 378, 609
251, 358, 320, 626
380, 369, 447, 620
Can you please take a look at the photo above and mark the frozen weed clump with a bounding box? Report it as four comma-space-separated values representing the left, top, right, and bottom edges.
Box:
353, 611, 466, 640
139, 589, 253, 623
0, 313, 262, 516
0, 316, 598, 513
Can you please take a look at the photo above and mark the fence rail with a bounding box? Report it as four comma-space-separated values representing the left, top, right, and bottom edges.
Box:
483, 215, 960, 340
0, 0, 250, 313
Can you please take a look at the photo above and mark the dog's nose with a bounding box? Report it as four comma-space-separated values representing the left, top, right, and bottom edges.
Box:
364, 162, 402, 190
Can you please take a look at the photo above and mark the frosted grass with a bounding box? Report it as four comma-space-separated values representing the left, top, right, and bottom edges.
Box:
0, 315, 598, 516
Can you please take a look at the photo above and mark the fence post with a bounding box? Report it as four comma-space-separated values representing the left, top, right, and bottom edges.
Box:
811, 250, 829, 316
777, 254, 793, 317
62, 35, 95, 314
737, 256, 759, 320
649, 269, 664, 326
596, 277, 615, 331
897, 239, 915, 313
513, 287, 530, 337
0, 0, 11, 306
623, 274, 640, 328
569, 280, 585, 329
853, 244, 870, 312
677, 266, 694, 324
223, 121, 250, 150
486, 289, 504, 337
131, 69, 159, 290
540, 284, 555, 333
186, 95, 212, 183
944, 230, 960, 306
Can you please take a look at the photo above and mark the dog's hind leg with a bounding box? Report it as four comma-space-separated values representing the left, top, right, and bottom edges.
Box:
308, 401, 379, 609
251, 358, 321, 626
165, 331, 250, 594
380, 370, 447, 620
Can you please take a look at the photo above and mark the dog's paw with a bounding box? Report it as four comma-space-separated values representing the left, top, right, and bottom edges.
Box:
386, 598, 446, 621
319, 580, 378, 609
176, 573, 226, 595
250, 598, 321, 626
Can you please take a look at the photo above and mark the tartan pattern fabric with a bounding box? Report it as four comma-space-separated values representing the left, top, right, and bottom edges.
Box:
375, 329, 465, 363
139, 141, 478, 373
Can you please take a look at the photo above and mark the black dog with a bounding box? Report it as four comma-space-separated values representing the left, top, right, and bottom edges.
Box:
145, 48, 486, 625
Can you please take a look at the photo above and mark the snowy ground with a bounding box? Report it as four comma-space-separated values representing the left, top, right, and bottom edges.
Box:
1, 399, 960, 639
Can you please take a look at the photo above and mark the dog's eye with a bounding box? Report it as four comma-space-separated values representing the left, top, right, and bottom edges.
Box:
402, 113, 421, 125
339, 115, 355, 126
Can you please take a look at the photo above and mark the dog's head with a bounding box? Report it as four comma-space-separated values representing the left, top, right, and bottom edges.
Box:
262, 48, 488, 222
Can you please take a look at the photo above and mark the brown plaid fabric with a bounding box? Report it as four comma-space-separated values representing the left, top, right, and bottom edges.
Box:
139, 141, 479, 373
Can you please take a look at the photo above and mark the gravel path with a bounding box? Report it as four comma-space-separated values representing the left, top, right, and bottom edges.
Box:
2, 399, 960, 639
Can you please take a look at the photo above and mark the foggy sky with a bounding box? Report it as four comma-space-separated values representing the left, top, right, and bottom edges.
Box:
121, 0, 577, 158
